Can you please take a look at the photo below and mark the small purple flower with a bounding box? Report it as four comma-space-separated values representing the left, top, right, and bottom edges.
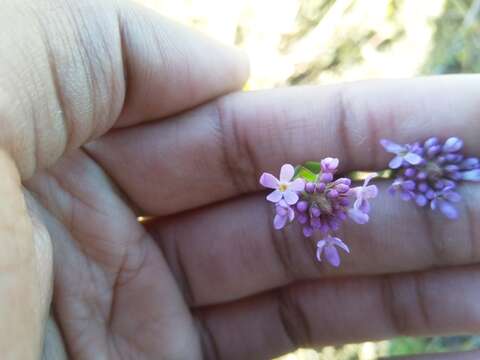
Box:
381, 137, 480, 219
316, 236, 350, 267
259, 164, 305, 205
380, 139, 423, 169
261, 158, 377, 267
273, 200, 295, 229
321, 157, 339, 173
348, 173, 378, 224
430, 186, 461, 220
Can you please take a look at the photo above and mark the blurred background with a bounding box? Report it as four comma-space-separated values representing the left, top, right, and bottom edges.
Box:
136, 0, 480, 358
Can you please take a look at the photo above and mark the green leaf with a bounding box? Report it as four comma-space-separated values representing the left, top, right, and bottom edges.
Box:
303, 161, 321, 174
294, 165, 318, 182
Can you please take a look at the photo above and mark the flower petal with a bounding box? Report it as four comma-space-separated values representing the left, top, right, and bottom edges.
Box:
415, 194, 427, 207
363, 173, 378, 187
443, 191, 461, 203
331, 237, 350, 253
404, 152, 423, 165
279, 164, 295, 182
461, 169, 480, 181
259, 173, 279, 189
288, 178, 305, 192
283, 190, 299, 205
348, 208, 369, 224
437, 200, 459, 220
266, 190, 283, 203
443, 137, 463, 153
321, 157, 339, 172
315, 240, 326, 261
364, 184, 378, 199
380, 139, 405, 154
389, 156, 404, 169
287, 207, 295, 222
273, 214, 288, 230
324, 245, 341, 267
358, 199, 370, 213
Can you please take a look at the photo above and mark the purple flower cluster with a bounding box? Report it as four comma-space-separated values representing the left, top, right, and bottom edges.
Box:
259, 159, 378, 267
381, 137, 480, 219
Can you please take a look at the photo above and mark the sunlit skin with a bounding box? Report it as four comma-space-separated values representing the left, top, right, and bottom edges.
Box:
1, 1, 480, 359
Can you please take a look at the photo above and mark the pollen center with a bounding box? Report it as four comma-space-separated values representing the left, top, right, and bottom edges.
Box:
314, 194, 333, 214
279, 183, 288, 192
425, 161, 443, 179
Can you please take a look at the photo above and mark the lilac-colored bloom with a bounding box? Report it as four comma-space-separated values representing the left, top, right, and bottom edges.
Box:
273, 200, 295, 229
261, 158, 378, 266
348, 173, 378, 224
380, 139, 423, 169
316, 236, 350, 267
430, 186, 461, 220
321, 157, 339, 173
259, 164, 305, 205
381, 137, 480, 219
461, 169, 480, 181
442, 137, 463, 153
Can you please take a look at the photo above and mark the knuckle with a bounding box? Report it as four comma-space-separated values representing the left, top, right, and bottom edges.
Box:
276, 286, 312, 349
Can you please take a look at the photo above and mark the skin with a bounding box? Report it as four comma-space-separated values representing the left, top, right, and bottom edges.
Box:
1, 0, 479, 359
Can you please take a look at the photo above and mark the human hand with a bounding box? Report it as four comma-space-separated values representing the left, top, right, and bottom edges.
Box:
2, 1, 480, 359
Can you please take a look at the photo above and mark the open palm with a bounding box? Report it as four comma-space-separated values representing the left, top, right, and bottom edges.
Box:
2, 1, 480, 360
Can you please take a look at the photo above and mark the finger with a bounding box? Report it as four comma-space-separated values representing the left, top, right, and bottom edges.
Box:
148, 183, 479, 306
195, 266, 480, 360
0, 151, 52, 358
87, 75, 480, 215
0, 0, 247, 179
115, 1, 249, 126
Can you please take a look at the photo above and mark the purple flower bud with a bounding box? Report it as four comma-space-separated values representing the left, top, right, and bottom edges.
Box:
426, 190, 436, 200
337, 211, 347, 221
305, 182, 316, 193
443, 137, 463, 153
339, 197, 350, 206
426, 145, 441, 158
404, 168, 416, 177
424, 137, 439, 148
310, 206, 321, 217
327, 189, 339, 198
445, 154, 463, 163
310, 218, 322, 229
460, 157, 479, 170
296, 200, 308, 212
415, 194, 428, 207
402, 180, 416, 191
444, 165, 459, 173
335, 183, 350, 193
335, 178, 352, 186
416, 171, 427, 180
303, 226, 313, 237
418, 182, 429, 192
297, 213, 308, 224
320, 172, 333, 183
315, 182, 326, 192
436, 156, 446, 164
321, 157, 339, 173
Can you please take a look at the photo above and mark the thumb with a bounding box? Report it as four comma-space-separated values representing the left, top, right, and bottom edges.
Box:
0, 150, 52, 359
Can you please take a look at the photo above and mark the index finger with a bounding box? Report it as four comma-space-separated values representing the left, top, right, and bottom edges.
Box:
87, 75, 480, 215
